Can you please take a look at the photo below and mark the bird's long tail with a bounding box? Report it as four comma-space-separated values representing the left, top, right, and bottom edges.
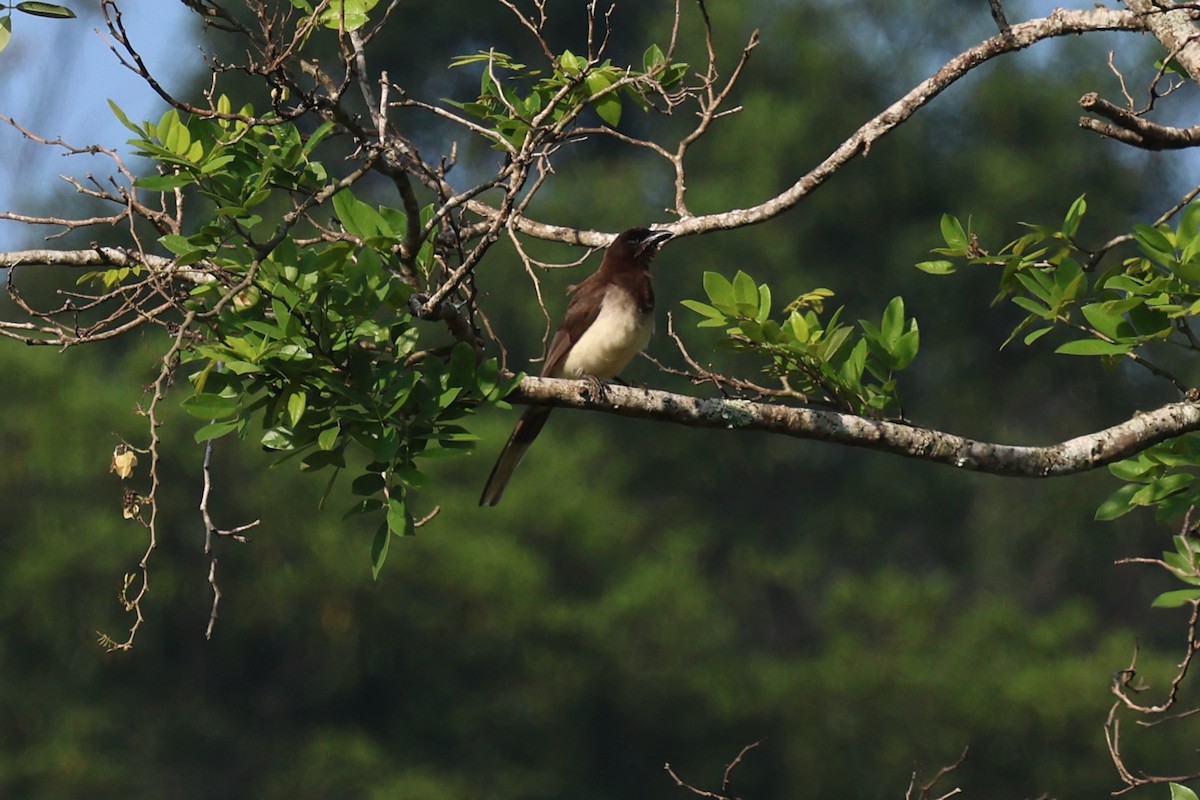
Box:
478, 406, 553, 506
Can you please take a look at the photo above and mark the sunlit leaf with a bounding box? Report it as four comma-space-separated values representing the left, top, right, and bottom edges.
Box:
1152, 589, 1200, 609
15, 1, 76, 19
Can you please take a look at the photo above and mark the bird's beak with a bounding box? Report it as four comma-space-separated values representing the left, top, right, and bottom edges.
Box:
645, 230, 673, 249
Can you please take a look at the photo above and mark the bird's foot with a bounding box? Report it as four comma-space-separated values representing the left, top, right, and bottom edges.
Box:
582, 374, 609, 401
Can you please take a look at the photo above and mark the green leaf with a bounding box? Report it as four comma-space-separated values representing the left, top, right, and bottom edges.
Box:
15, 1, 76, 18
0, 16, 12, 55
1153, 589, 1200, 609
317, 426, 340, 451
891, 326, 920, 370
286, 390, 307, 428
317, 0, 379, 30
559, 49, 585, 75
1095, 482, 1141, 521
840, 339, 868, 386
915, 259, 957, 275
702, 271, 735, 307
181, 392, 240, 419
1014, 272, 1055, 307
1061, 195, 1087, 237
680, 299, 725, 320
593, 89, 622, 127
939, 214, 967, 251
135, 173, 193, 192
732, 270, 758, 308
1080, 303, 1132, 341
108, 98, 144, 136
448, 340, 477, 391
1109, 456, 1156, 482
756, 283, 772, 322
584, 72, 621, 126
1010, 296, 1050, 317
1131, 473, 1196, 505
643, 43, 666, 72
387, 495, 413, 536
261, 427, 295, 450
1023, 328, 1053, 346
660, 63, 688, 87
1133, 223, 1174, 260
1171, 782, 1200, 800
193, 418, 242, 443
304, 120, 336, 154
1053, 339, 1132, 356
880, 297, 904, 345
1169, 256, 1200, 284
352, 472, 386, 497
370, 522, 390, 580
301, 450, 344, 472
332, 189, 391, 239
1178, 202, 1200, 249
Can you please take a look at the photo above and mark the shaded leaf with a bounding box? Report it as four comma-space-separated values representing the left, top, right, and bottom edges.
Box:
370, 522, 390, 580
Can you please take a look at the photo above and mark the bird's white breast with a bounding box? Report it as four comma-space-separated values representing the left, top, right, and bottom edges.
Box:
556, 287, 653, 379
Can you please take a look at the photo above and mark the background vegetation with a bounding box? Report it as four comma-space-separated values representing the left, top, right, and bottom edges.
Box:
2, 1, 1197, 798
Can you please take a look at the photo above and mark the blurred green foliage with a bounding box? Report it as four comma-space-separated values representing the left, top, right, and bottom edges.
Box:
3, 1, 1199, 799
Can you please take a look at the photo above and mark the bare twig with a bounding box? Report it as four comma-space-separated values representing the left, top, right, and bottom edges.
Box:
905, 747, 969, 800
664, 741, 762, 800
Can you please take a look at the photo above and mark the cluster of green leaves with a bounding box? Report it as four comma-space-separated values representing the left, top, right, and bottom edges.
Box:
0, 1, 76, 56
682, 270, 919, 414
99, 100, 519, 576
920, 197, 1200, 357
1095, 435, 1200, 608
287, 0, 380, 32
1096, 435, 1200, 528
921, 198, 1200, 605
447, 44, 687, 148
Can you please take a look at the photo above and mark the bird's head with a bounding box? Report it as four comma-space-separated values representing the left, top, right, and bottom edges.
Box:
606, 227, 673, 270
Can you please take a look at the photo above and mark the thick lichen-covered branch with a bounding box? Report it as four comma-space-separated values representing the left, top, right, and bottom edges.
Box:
511, 376, 1200, 477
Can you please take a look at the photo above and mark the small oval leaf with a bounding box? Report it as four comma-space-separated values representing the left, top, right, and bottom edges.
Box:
16, 1, 77, 19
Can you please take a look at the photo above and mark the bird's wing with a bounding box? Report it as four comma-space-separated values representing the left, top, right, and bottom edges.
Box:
541, 276, 607, 378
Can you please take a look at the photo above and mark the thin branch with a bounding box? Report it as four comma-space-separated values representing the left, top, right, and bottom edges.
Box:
463, 7, 1146, 246
664, 741, 761, 800
906, 747, 969, 800
99, 310, 197, 652
988, 0, 1012, 35
1080, 91, 1200, 149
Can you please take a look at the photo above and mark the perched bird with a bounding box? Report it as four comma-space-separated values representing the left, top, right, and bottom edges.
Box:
479, 227, 673, 507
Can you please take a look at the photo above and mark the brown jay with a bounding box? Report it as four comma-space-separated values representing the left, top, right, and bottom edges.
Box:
479, 227, 672, 506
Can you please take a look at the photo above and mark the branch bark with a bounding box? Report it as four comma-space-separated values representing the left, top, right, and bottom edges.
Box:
1123, 0, 1200, 85
0, 248, 213, 283
1079, 91, 1200, 149
511, 376, 1200, 477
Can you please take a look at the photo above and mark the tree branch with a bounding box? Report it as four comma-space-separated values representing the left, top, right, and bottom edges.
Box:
1079, 91, 1200, 149
1123, 0, 1200, 85
462, 7, 1145, 246
0, 247, 214, 284
509, 377, 1200, 477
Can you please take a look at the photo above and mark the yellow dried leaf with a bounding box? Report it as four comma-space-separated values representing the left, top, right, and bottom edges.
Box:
110, 445, 138, 479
